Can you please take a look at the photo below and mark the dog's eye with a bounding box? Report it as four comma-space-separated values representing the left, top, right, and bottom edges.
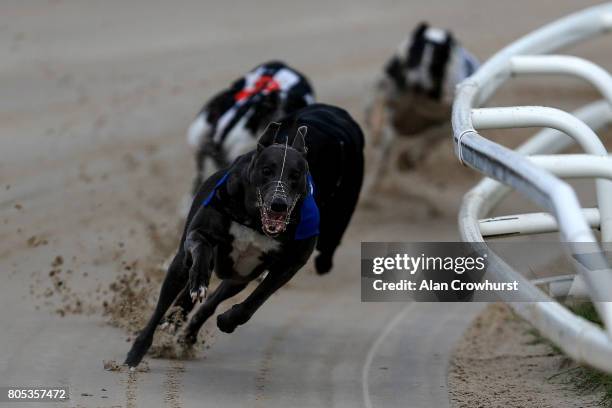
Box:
288, 171, 300, 181
262, 167, 272, 176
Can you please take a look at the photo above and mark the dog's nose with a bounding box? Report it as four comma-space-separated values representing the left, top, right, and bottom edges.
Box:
270, 199, 288, 212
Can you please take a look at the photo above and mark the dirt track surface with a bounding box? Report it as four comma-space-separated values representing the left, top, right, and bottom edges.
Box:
0, 1, 608, 407
449, 304, 603, 408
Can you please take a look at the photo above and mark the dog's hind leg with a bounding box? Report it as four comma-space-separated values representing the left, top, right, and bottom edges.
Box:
124, 253, 187, 367
178, 281, 247, 345
315, 153, 364, 275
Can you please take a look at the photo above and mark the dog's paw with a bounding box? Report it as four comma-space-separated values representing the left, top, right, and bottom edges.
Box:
189, 285, 207, 303
124, 337, 150, 368
123, 353, 140, 369
315, 254, 333, 275
216, 313, 237, 334
217, 305, 248, 333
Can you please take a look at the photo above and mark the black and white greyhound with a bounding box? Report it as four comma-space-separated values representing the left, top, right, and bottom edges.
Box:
187, 61, 315, 195
125, 104, 364, 367
363, 22, 479, 198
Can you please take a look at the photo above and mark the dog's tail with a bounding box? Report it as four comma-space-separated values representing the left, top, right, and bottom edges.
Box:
186, 113, 210, 148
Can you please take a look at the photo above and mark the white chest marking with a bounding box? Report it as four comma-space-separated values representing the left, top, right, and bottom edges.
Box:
229, 222, 280, 276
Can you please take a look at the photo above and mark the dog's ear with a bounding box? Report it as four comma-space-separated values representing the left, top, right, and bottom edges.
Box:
292, 126, 307, 154
414, 21, 429, 37
257, 121, 281, 152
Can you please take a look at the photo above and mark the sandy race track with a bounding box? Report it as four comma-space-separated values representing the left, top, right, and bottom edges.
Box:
0, 1, 609, 407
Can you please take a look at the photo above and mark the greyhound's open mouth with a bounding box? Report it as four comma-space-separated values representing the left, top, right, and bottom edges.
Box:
261, 210, 289, 236
257, 190, 299, 237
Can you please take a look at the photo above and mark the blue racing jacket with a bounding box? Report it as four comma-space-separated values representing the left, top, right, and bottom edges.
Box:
203, 172, 320, 240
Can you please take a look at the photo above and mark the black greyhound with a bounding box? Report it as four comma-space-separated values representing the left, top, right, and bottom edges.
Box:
125, 103, 364, 367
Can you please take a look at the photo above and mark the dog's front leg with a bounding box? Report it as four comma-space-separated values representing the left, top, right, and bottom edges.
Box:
179, 280, 248, 345
216, 266, 300, 333
184, 230, 214, 303
124, 253, 187, 367
216, 238, 314, 334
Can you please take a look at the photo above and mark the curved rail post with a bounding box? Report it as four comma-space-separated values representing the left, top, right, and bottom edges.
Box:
452, 3, 612, 367
510, 55, 612, 105
471, 106, 612, 241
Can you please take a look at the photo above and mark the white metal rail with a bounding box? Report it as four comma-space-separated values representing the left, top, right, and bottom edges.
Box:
452, 3, 612, 372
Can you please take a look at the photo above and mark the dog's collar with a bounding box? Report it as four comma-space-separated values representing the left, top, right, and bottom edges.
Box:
202, 171, 319, 240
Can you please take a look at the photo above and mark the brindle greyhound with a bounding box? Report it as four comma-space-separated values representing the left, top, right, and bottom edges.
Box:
125, 103, 364, 367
